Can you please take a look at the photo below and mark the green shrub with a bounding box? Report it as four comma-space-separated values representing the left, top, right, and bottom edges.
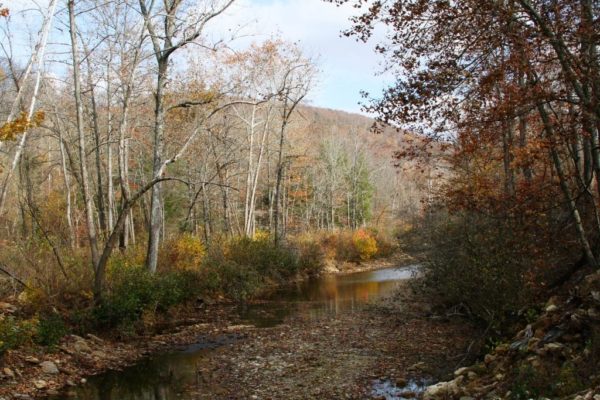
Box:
93, 265, 202, 331
200, 235, 303, 301
206, 259, 263, 301
35, 313, 67, 348
0, 316, 37, 355
224, 236, 300, 281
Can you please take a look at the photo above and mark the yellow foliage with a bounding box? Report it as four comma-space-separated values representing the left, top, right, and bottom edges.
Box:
252, 229, 271, 243
0, 111, 45, 141
352, 229, 378, 261
165, 234, 206, 271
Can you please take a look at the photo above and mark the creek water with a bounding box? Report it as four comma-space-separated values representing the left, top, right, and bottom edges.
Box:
51, 265, 418, 400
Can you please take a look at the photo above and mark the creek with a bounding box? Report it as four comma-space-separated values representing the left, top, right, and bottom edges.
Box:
51, 265, 418, 400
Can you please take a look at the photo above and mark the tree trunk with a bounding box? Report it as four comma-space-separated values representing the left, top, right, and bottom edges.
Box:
145, 60, 168, 273
68, 0, 101, 298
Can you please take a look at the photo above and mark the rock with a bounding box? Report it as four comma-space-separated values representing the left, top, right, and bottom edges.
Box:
467, 371, 477, 380
542, 326, 564, 343
527, 338, 540, 352
408, 361, 426, 372
33, 379, 48, 389
395, 377, 407, 387
73, 340, 91, 353
46, 389, 60, 396
80, 378, 87, 384
591, 291, 600, 303
454, 367, 469, 377
25, 356, 40, 364
86, 333, 104, 343
545, 304, 558, 313
423, 379, 461, 400
40, 361, 59, 375
3, 367, 15, 378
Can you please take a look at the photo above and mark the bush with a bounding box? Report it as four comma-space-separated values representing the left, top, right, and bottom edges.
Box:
224, 236, 299, 281
369, 228, 398, 258
352, 229, 378, 261
35, 313, 67, 348
93, 265, 202, 331
160, 234, 206, 272
295, 239, 325, 276
419, 211, 530, 329
200, 235, 303, 301
0, 316, 37, 355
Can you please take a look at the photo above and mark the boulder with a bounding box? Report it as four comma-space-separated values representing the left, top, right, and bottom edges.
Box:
40, 361, 59, 375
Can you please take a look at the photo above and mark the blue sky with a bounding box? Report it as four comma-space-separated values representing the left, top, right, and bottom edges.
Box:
220, 0, 391, 114
2, 0, 390, 115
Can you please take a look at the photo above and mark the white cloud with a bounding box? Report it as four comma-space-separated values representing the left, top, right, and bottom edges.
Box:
211, 0, 391, 114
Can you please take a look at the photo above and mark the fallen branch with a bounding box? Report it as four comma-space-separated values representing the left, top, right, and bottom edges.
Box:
0, 263, 29, 289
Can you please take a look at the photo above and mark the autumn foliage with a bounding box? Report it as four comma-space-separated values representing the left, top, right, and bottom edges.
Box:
333, 0, 600, 325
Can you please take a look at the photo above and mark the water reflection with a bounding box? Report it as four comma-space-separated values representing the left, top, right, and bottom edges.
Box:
238, 265, 417, 327
51, 266, 416, 400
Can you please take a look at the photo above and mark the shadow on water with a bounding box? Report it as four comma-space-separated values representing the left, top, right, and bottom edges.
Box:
50, 265, 418, 400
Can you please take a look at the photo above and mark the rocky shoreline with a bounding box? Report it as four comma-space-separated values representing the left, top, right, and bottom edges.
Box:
422, 268, 600, 400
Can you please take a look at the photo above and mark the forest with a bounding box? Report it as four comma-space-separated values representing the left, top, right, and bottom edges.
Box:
0, 0, 599, 399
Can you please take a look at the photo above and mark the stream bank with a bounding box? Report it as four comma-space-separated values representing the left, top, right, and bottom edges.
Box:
0, 260, 478, 399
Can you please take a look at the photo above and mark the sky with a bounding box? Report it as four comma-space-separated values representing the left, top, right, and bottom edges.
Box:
1, 0, 391, 115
